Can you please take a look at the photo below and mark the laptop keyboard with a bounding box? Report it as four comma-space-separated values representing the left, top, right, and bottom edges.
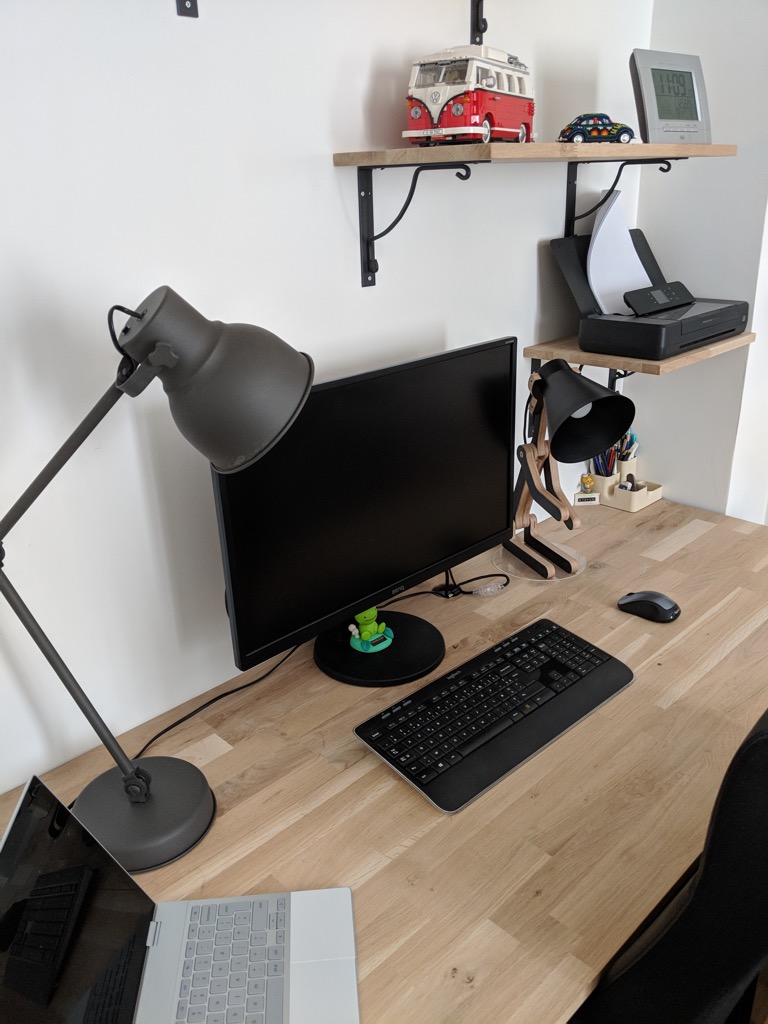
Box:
355, 618, 633, 812
175, 894, 290, 1024
5, 865, 93, 1003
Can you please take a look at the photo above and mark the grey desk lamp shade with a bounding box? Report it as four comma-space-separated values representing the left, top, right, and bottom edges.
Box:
536, 358, 635, 463
118, 285, 314, 473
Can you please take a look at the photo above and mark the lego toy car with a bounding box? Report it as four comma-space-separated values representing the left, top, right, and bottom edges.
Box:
558, 113, 634, 144
403, 44, 535, 145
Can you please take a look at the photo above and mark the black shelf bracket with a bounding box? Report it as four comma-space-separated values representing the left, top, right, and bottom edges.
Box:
470, 0, 487, 44
358, 163, 473, 287
530, 357, 631, 393
608, 368, 634, 390
564, 157, 680, 237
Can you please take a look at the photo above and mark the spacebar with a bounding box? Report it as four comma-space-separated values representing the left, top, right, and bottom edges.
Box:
457, 717, 513, 757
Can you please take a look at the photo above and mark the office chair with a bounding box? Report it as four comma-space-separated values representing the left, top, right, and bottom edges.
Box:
569, 707, 768, 1024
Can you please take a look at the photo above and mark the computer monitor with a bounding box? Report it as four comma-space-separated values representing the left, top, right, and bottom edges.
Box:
211, 337, 517, 687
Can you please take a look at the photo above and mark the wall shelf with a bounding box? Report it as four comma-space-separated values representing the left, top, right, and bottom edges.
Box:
334, 143, 737, 285
333, 141, 736, 169
524, 330, 755, 378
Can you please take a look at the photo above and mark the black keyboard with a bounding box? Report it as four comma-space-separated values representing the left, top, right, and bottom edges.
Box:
354, 619, 633, 812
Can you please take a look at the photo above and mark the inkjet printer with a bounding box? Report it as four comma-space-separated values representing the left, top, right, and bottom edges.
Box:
551, 230, 749, 360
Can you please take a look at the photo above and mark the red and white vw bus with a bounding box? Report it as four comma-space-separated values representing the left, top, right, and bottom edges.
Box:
403, 44, 535, 145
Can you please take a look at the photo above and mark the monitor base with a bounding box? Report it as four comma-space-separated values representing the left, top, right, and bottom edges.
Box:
314, 610, 445, 687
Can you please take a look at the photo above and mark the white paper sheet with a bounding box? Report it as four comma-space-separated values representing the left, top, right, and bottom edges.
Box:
587, 190, 652, 314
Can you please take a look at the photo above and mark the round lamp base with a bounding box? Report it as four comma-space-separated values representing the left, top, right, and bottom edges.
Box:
72, 756, 216, 873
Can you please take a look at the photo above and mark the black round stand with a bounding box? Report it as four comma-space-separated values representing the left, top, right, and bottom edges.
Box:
314, 610, 445, 686
72, 756, 216, 873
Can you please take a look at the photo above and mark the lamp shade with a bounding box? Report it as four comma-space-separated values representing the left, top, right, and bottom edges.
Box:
536, 359, 635, 463
118, 286, 314, 473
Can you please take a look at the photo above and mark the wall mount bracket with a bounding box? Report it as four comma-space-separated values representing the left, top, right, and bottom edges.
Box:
528, 357, 633, 394
358, 163, 473, 286
564, 157, 679, 237
470, 0, 487, 44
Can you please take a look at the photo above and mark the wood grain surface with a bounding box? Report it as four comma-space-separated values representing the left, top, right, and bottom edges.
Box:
3, 501, 767, 1022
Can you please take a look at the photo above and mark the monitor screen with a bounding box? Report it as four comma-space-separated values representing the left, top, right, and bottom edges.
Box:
212, 337, 516, 685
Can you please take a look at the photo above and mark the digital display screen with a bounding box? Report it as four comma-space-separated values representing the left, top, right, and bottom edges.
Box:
652, 67, 699, 121
651, 288, 668, 303
213, 339, 516, 671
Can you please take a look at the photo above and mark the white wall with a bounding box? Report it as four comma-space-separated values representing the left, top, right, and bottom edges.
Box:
9, 0, 739, 795
628, 0, 768, 512
727, 214, 768, 521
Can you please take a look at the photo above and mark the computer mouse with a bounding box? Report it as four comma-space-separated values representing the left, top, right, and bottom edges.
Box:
617, 590, 681, 623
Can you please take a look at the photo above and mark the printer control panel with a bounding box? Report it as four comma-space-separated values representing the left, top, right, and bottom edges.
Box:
623, 281, 695, 317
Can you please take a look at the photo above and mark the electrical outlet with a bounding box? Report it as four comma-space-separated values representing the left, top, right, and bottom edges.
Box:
176, 0, 198, 16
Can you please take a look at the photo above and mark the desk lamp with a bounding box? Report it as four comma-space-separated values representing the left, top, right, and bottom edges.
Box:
504, 358, 634, 579
0, 286, 313, 871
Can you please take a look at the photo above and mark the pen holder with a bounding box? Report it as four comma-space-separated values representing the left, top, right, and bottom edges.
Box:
592, 456, 663, 513
608, 479, 663, 512
618, 457, 638, 483
591, 471, 619, 500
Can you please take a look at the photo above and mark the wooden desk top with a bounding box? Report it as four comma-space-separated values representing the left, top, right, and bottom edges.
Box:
3, 500, 768, 1022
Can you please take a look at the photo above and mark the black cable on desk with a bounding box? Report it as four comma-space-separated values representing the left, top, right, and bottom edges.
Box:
133, 569, 509, 758
132, 645, 299, 760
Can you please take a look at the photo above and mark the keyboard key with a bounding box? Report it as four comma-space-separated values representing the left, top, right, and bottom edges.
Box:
457, 716, 512, 756
265, 976, 285, 1024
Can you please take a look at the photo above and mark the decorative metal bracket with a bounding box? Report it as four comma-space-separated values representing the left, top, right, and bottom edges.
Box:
358, 164, 472, 286
470, 0, 487, 44
564, 157, 679, 237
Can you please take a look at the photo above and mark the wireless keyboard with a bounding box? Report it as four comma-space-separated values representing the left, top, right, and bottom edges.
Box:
354, 619, 633, 812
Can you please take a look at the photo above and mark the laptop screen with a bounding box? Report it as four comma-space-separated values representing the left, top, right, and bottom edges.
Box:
0, 777, 154, 1024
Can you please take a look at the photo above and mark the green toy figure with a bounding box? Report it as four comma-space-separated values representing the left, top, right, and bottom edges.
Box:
349, 607, 394, 653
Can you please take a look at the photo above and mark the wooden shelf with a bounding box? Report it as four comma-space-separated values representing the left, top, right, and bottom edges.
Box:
523, 331, 755, 376
336, 142, 737, 285
333, 141, 737, 168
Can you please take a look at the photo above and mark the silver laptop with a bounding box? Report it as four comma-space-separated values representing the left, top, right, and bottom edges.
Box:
0, 777, 360, 1024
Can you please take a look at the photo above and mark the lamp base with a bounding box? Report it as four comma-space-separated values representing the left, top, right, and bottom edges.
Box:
72, 756, 216, 873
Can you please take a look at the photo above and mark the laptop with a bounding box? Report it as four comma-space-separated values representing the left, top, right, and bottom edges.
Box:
0, 777, 360, 1024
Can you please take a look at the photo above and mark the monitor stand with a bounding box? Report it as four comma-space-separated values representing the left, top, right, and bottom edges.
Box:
313, 610, 445, 687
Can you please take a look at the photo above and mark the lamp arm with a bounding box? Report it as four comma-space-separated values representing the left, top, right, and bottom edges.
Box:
0, 373, 130, 542
0, 568, 150, 800
0, 360, 152, 803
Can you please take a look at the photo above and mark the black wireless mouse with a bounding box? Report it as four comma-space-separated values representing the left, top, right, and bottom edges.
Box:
617, 590, 681, 623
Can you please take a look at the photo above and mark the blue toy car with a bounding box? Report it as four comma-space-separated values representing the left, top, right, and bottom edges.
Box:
558, 113, 634, 144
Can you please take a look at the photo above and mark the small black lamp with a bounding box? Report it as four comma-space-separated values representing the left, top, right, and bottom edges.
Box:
505, 359, 634, 579
0, 286, 313, 871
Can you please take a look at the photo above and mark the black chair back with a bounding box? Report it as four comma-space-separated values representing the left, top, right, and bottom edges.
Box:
570, 707, 768, 1024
